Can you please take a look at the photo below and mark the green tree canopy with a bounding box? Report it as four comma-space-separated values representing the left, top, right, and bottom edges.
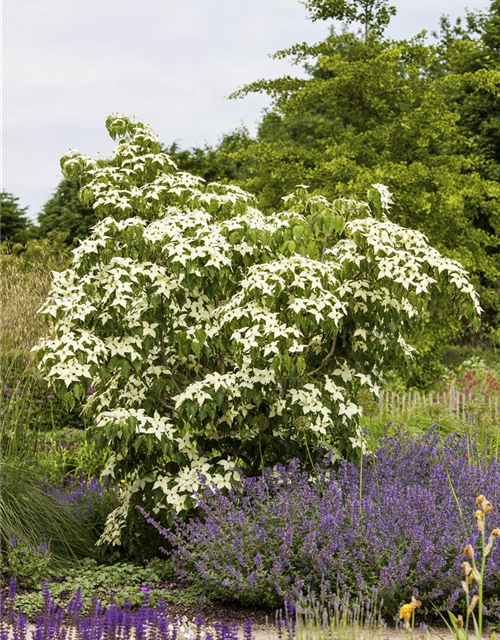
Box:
38, 177, 96, 244
0, 191, 37, 244
165, 128, 253, 186
221, 0, 499, 358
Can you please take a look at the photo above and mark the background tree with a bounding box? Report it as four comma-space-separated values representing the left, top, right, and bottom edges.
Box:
434, 2, 500, 333
194, 0, 498, 380
165, 127, 252, 185
38, 177, 96, 244
0, 191, 37, 244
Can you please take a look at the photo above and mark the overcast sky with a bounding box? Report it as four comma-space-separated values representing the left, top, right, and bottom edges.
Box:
2, 0, 492, 221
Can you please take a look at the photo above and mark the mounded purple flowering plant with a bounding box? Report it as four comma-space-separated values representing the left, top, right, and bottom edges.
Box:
141, 429, 500, 620
44, 474, 117, 523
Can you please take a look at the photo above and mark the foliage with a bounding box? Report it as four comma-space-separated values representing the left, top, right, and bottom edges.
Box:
38, 178, 97, 244
0, 382, 86, 457
34, 114, 480, 546
302, 0, 396, 40
365, 414, 465, 448
0, 462, 101, 572
3, 536, 51, 588
37, 428, 112, 482
5, 558, 182, 614
43, 474, 118, 532
0, 191, 37, 244
438, 357, 500, 400
1, 231, 70, 270
221, 0, 500, 349
148, 429, 500, 620
0, 235, 80, 435
0, 233, 69, 354
165, 128, 253, 187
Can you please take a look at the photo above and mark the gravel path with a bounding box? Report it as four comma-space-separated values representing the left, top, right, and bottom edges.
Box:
250, 624, 457, 640
8, 622, 469, 640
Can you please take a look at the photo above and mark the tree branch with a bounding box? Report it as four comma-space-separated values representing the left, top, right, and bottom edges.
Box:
309, 334, 338, 376
125, 357, 176, 411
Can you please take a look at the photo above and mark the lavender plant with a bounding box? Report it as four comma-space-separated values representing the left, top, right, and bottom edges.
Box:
35, 114, 481, 545
143, 429, 500, 620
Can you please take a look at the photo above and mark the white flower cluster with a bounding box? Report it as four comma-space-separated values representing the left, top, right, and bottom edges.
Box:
36, 114, 481, 544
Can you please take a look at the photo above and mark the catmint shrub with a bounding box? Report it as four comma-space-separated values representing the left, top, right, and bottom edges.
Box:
146, 429, 500, 619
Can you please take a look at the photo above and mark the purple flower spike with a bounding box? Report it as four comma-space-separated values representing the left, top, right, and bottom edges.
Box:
8, 576, 17, 601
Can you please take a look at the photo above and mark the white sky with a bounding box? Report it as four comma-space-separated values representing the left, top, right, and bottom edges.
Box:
2, 0, 492, 221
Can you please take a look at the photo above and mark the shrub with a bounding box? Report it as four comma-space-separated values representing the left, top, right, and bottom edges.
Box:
35, 114, 480, 545
151, 429, 500, 620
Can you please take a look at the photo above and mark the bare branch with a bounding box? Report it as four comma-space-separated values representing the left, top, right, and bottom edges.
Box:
125, 357, 176, 411
309, 334, 338, 376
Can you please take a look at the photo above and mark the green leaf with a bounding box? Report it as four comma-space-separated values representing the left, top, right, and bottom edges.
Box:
333, 215, 345, 233
195, 329, 206, 344
296, 356, 306, 374
192, 341, 202, 357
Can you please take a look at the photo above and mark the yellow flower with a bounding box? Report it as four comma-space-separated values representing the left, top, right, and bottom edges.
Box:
399, 604, 414, 623
476, 495, 493, 514
492, 529, 500, 537
399, 597, 421, 624
464, 544, 474, 558
462, 561, 474, 584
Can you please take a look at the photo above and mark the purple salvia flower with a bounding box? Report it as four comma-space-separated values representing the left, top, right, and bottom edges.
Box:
8, 576, 17, 601
243, 619, 253, 640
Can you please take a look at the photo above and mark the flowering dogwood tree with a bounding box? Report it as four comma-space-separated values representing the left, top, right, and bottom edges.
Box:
35, 114, 481, 544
